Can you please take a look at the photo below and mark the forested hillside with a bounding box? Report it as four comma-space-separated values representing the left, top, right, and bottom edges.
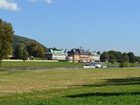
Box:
13, 35, 47, 52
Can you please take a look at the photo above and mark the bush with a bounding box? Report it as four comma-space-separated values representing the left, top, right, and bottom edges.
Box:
120, 62, 130, 67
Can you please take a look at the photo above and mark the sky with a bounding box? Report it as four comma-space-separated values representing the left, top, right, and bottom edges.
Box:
0, 0, 140, 55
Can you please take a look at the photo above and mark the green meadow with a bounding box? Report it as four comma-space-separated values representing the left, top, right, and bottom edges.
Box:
0, 66, 139, 105
0, 61, 84, 70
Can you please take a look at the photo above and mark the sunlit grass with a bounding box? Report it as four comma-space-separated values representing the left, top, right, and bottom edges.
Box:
0, 61, 83, 67
0, 68, 139, 105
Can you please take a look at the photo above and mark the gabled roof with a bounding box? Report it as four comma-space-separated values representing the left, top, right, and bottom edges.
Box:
68, 48, 93, 55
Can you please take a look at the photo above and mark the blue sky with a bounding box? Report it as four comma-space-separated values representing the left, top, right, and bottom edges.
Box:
0, 0, 140, 55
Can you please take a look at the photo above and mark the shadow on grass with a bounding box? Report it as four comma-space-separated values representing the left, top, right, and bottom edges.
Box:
66, 92, 140, 98
72, 77, 140, 87
106, 77, 140, 85
66, 77, 140, 98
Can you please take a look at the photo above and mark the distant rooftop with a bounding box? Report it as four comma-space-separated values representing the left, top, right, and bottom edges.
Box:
47, 48, 67, 55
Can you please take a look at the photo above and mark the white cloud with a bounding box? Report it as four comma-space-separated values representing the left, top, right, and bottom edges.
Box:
0, 0, 53, 11
45, 0, 52, 4
29, 0, 53, 4
0, 0, 19, 11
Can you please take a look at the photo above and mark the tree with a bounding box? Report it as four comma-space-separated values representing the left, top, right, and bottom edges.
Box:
0, 19, 14, 61
35, 46, 45, 58
109, 54, 115, 63
115, 51, 122, 62
122, 53, 129, 63
135, 56, 140, 63
27, 43, 45, 58
100, 50, 138, 64
14, 44, 29, 60
97, 51, 101, 55
100, 52, 109, 62
127, 52, 136, 63
22, 49, 29, 60
14, 44, 25, 59
120, 53, 130, 67
107, 50, 122, 62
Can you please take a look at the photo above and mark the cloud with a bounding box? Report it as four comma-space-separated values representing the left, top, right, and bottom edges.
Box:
45, 0, 52, 4
0, 0, 19, 11
29, 0, 53, 4
0, 0, 53, 11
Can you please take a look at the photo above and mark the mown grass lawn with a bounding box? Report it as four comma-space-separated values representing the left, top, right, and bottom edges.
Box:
0, 68, 139, 105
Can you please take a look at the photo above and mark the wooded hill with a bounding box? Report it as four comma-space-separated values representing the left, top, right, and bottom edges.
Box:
13, 35, 47, 52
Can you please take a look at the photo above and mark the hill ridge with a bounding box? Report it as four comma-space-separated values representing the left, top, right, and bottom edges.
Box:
13, 35, 47, 51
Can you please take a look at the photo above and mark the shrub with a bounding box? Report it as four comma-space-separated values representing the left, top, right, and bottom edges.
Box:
120, 62, 130, 67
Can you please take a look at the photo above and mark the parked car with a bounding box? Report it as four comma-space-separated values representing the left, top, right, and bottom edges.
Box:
83, 62, 107, 69
102, 65, 107, 68
83, 63, 96, 69
94, 63, 102, 68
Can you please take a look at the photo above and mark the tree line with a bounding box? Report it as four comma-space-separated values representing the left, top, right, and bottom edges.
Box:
13, 42, 45, 60
1, 19, 140, 62
100, 50, 140, 63
13, 43, 45, 60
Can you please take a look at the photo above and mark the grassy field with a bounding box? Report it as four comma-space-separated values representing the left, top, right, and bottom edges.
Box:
0, 61, 84, 70
0, 68, 139, 105
1, 61, 140, 69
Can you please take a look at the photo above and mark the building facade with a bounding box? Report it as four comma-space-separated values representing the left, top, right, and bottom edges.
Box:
91, 52, 100, 62
45, 48, 100, 62
67, 48, 95, 62
45, 48, 67, 61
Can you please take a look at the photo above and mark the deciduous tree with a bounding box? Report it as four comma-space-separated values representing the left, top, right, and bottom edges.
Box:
100, 52, 109, 62
27, 43, 45, 58
0, 19, 14, 61
127, 52, 136, 63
